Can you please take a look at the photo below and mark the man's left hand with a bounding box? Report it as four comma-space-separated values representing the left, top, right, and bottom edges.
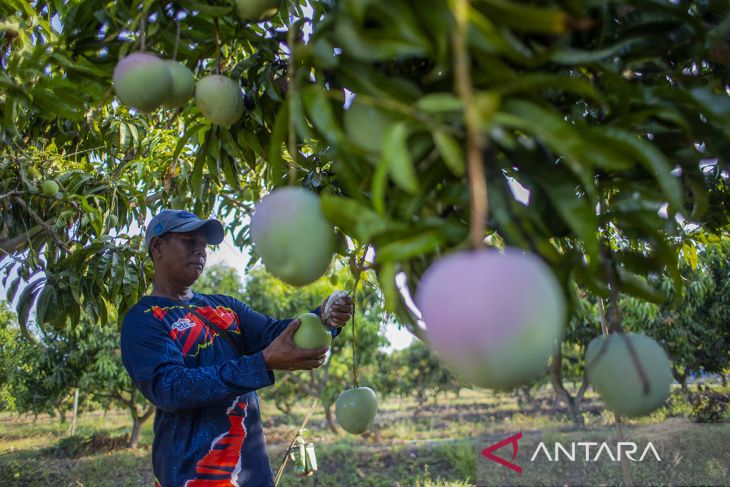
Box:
321, 291, 355, 328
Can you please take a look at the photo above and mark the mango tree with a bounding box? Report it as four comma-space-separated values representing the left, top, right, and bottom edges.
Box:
2, 0, 730, 417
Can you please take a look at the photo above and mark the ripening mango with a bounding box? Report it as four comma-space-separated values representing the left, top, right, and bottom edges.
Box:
415, 248, 566, 390
250, 187, 335, 286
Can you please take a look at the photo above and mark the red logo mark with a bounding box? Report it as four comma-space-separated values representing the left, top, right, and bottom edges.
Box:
481, 432, 523, 474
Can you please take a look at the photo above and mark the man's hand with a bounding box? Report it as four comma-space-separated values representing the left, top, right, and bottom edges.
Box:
262, 319, 328, 371
321, 291, 355, 328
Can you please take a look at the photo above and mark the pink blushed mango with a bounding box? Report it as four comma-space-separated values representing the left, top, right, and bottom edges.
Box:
250, 187, 335, 286
415, 248, 566, 389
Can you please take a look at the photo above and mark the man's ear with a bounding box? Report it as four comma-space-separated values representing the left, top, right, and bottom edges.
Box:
150, 236, 163, 262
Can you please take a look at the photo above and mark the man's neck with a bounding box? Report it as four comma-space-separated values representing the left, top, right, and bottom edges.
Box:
151, 280, 194, 301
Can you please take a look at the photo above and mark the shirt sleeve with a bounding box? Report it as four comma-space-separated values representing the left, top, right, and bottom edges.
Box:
228, 297, 342, 355
120, 308, 275, 414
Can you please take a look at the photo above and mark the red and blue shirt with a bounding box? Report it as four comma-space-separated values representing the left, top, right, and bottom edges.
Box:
120, 293, 336, 487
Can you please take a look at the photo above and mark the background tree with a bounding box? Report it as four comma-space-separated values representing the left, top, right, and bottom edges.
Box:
0, 307, 154, 447
380, 340, 461, 410
0, 300, 21, 412
551, 287, 602, 426
621, 237, 730, 393
193, 262, 246, 297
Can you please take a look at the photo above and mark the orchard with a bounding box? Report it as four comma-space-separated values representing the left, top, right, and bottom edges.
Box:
1, 0, 729, 485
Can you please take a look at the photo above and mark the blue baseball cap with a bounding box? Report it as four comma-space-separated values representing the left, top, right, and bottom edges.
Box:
145, 210, 224, 248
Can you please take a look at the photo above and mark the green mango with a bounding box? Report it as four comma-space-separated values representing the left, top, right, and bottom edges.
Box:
335, 387, 378, 434
586, 333, 672, 417
195, 75, 244, 128
113, 52, 172, 112
163, 60, 195, 109
293, 313, 331, 349
41, 180, 59, 196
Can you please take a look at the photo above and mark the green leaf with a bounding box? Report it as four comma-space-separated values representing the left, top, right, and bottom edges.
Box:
268, 103, 289, 187
432, 130, 465, 176
221, 153, 240, 189
375, 230, 445, 263
495, 73, 600, 100
538, 171, 599, 264
473, 0, 569, 33
173, 122, 205, 162
320, 194, 404, 243
371, 154, 389, 215
416, 93, 463, 113
689, 86, 730, 120
110, 253, 125, 298
119, 123, 130, 153
617, 268, 667, 304
382, 122, 419, 194
377, 261, 399, 313
498, 100, 595, 194
301, 85, 345, 144
35, 283, 56, 326
6, 276, 21, 304
16, 277, 44, 338
237, 129, 266, 161
191, 145, 206, 198
550, 39, 638, 64
601, 128, 684, 212
179, 1, 232, 16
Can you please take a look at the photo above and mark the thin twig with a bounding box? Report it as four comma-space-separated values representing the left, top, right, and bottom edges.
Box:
172, 16, 181, 61
287, 19, 298, 184
140, 13, 146, 51
214, 18, 221, 74
452, 0, 488, 249
0, 190, 21, 200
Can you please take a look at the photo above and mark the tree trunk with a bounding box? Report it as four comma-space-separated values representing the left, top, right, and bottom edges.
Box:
128, 405, 155, 448
324, 402, 339, 435
129, 417, 143, 449
672, 366, 689, 395
550, 349, 584, 427
69, 388, 79, 436
576, 374, 589, 404
516, 386, 536, 409
722, 374, 727, 387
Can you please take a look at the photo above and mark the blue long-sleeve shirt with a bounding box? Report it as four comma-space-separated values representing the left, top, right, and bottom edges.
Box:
120, 292, 339, 487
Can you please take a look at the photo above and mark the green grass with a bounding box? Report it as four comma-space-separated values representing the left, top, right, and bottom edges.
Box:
1, 385, 728, 486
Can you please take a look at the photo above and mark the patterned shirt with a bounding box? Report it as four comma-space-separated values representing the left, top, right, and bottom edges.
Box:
120, 292, 336, 487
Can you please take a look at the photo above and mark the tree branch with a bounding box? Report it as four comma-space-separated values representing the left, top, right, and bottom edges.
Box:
0, 224, 45, 253
13, 196, 72, 252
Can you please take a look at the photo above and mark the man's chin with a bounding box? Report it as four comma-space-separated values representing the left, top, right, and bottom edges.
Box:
184, 267, 204, 285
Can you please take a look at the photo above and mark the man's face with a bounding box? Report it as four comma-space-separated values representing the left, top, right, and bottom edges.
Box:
151, 230, 208, 286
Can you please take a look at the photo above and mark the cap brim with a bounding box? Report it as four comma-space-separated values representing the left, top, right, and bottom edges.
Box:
170, 219, 224, 245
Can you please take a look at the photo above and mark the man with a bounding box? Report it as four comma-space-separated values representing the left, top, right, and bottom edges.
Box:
120, 210, 354, 487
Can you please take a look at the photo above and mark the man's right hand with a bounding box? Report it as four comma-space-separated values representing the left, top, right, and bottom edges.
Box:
261, 319, 329, 371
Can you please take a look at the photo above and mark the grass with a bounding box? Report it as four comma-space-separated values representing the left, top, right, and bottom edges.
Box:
1, 385, 728, 486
